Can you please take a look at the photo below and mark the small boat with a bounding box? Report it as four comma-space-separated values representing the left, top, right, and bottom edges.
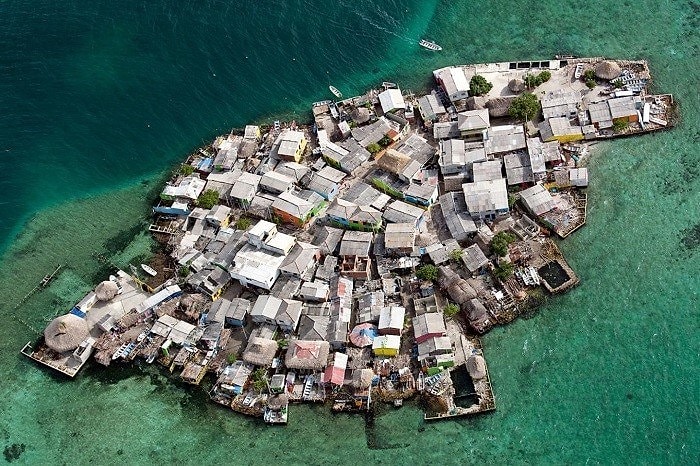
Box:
419, 39, 442, 51
574, 63, 585, 80
140, 263, 157, 277
329, 85, 342, 99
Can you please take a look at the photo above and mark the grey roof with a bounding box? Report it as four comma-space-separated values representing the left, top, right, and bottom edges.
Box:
503, 152, 534, 185
339, 231, 373, 257
321, 142, 349, 164
417, 92, 446, 120
298, 281, 330, 301
350, 117, 392, 147
226, 298, 251, 321
569, 167, 589, 187
472, 160, 503, 182
384, 223, 416, 250
297, 314, 330, 341
326, 320, 349, 346
527, 137, 561, 165
425, 239, 461, 265
519, 184, 555, 215
439, 140, 487, 175
462, 244, 489, 273
412, 312, 447, 339
251, 295, 283, 320
417, 336, 453, 357
394, 133, 436, 165
336, 139, 371, 173
280, 242, 319, 276
316, 166, 346, 183
433, 121, 460, 140
439, 192, 478, 241
587, 101, 612, 124
260, 171, 295, 194
206, 299, 230, 323
607, 96, 637, 119
539, 117, 583, 141
312, 226, 344, 256
403, 183, 437, 202
484, 125, 527, 155
275, 162, 310, 182
307, 174, 338, 197
342, 182, 390, 210
457, 109, 490, 132
541, 90, 581, 119
276, 299, 303, 329
314, 255, 338, 282
272, 191, 315, 220
382, 200, 424, 224
462, 179, 509, 216
270, 275, 302, 300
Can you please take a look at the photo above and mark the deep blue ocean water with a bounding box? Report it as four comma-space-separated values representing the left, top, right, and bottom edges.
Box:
0, 1, 697, 463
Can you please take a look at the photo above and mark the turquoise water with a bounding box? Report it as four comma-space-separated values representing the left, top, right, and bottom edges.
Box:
1, 0, 698, 463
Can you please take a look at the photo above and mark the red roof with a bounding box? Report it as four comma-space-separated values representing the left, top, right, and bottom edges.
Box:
322, 352, 348, 385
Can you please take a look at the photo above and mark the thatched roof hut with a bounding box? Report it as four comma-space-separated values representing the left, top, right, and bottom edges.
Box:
95, 280, 118, 301
267, 393, 289, 410
44, 314, 89, 353
467, 354, 486, 379
285, 340, 330, 370
242, 337, 278, 367
376, 149, 411, 175
437, 266, 459, 289
466, 298, 489, 322
351, 107, 371, 125
508, 78, 526, 93
486, 96, 516, 118
595, 61, 621, 80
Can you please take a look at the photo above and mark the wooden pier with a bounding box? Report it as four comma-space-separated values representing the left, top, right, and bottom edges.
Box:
556, 192, 588, 239
149, 224, 180, 235
20, 341, 85, 378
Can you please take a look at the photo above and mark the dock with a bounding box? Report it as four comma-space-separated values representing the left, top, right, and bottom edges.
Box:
20, 341, 87, 378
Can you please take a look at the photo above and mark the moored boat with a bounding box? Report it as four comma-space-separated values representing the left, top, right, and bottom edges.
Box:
329, 85, 342, 98
140, 263, 157, 276
419, 39, 442, 51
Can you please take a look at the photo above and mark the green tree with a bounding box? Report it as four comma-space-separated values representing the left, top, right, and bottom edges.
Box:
583, 69, 596, 81
493, 261, 515, 281
416, 264, 439, 282
449, 248, 463, 263
178, 265, 190, 277
378, 135, 392, 147
226, 353, 237, 365
585, 79, 596, 89
523, 74, 539, 89
252, 368, 268, 393
490, 231, 516, 257
443, 303, 460, 318
196, 189, 220, 209
366, 142, 382, 155
612, 79, 624, 89
469, 75, 493, 96
537, 70, 552, 83
180, 164, 195, 176
508, 92, 540, 122
235, 216, 252, 230
612, 120, 629, 132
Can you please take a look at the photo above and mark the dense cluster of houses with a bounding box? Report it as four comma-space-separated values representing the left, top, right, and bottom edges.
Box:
27, 57, 672, 423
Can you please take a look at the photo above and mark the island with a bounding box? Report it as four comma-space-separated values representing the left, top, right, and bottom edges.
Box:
21, 57, 676, 424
